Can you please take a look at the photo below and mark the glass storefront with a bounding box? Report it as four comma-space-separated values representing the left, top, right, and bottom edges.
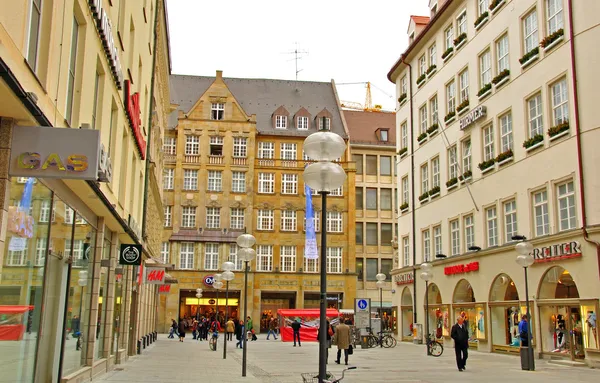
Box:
489, 273, 523, 351
400, 287, 413, 341
424, 283, 449, 339
452, 279, 484, 346
95, 237, 111, 360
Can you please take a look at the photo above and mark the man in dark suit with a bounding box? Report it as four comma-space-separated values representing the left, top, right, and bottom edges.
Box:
451, 316, 469, 371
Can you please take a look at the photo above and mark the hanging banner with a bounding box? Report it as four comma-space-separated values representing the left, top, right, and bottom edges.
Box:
304, 184, 318, 259
8, 177, 35, 251
119, 244, 142, 265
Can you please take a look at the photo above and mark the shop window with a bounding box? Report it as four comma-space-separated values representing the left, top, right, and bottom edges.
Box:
489, 274, 522, 349
401, 287, 414, 341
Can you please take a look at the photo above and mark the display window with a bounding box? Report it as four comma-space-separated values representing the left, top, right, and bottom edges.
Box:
489, 273, 522, 350
581, 301, 598, 350
400, 287, 413, 341
424, 283, 449, 339
452, 279, 485, 343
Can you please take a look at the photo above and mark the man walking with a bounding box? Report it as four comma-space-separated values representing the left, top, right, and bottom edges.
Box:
266, 317, 278, 340
334, 319, 351, 365
226, 317, 235, 341
451, 316, 469, 371
291, 318, 302, 347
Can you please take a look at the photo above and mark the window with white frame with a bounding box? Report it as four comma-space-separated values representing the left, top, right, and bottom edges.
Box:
462, 139, 472, 173
280, 246, 296, 272
318, 117, 331, 131
27, 0, 43, 71
281, 174, 298, 194
483, 125, 495, 161
533, 190, 549, 236
419, 55, 426, 77
478, 0, 489, 16
179, 242, 195, 269
327, 212, 343, 233
161, 242, 170, 264
304, 253, 318, 273
181, 206, 196, 228
401, 76, 408, 96
504, 200, 518, 242
457, 10, 467, 35
450, 219, 460, 256
551, 78, 568, 125
208, 170, 222, 191
523, 10, 539, 54
480, 50, 491, 86
446, 81, 456, 113
500, 112, 513, 153
211, 103, 224, 120
546, 0, 563, 34
403, 237, 410, 266
280, 210, 297, 231
258, 173, 275, 193
64, 239, 84, 261
459, 69, 469, 103
163, 168, 174, 190
229, 244, 243, 271
39, 200, 51, 222
230, 208, 245, 230
432, 157, 440, 188
464, 215, 474, 250
419, 104, 428, 134
35, 237, 47, 266
257, 209, 274, 230
275, 115, 287, 129
486, 207, 498, 247
422, 230, 431, 262
330, 187, 343, 197
528, 93, 544, 138
256, 245, 273, 271
557, 181, 576, 231
164, 206, 172, 227
206, 207, 220, 229
448, 145, 458, 180
429, 44, 437, 67
209, 136, 224, 156
232, 171, 246, 193
185, 135, 200, 155
204, 243, 219, 270
401, 122, 408, 149
402, 176, 409, 205
421, 164, 429, 195
297, 116, 309, 130
183, 169, 198, 190
433, 226, 442, 256
445, 25, 454, 50
258, 142, 274, 159
281, 143, 297, 160
233, 137, 247, 158
64, 206, 84, 224
326, 247, 343, 273
304, 211, 321, 232
496, 35, 510, 74
163, 137, 176, 154
430, 96, 438, 125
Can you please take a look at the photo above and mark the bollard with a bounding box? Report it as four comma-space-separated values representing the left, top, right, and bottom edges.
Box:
137, 340, 141, 354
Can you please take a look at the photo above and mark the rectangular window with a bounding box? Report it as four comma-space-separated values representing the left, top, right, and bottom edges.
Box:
204, 243, 219, 270
206, 207, 221, 229
304, 253, 319, 273
523, 10, 539, 53
551, 78, 569, 125
421, 164, 429, 194
401, 122, 408, 149
430, 96, 438, 125
483, 125, 495, 161
232, 171, 246, 193
318, 118, 331, 131
381, 223, 393, 246
164, 206, 172, 227
356, 222, 363, 245
163, 137, 176, 154
280, 246, 296, 272
401, 76, 408, 95
181, 206, 196, 228
419, 105, 428, 134
257, 209, 274, 230
366, 223, 378, 246
457, 10, 467, 35
356, 187, 364, 209
39, 200, 51, 222
462, 139, 472, 173
446, 81, 456, 113
546, 0, 564, 34
66, 17, 79, 124
464, 215, 474, 250
365, 155, 377, 175
258, 142, 274, 159
183, 169, 198, 190
179, 243, 195, 270
432, 157, 440, 188
353, 154, 363, 174
479, 0, 489, 16
533, 190, 549, 236
91, 72, 101, 130
35, 237, 47, 266
281, 143, 297, 160
445, 26, 454, 50
356, 258, 364, 281
230, 208, 245, 230
297, 116, 309, 130
403, 237, 410, 267
486, 207, 498, 247
402, 176, 409, 205
326, 247, 343, 274
380, 156, 391, 176
161, 242, 170, 264
258, 173, 274, 194
64, 239, 83, 262
185, 135, 200, 155
380, 189, 392, 210
302, 210, 321, 232
557, 181, 576, 231
480, 50, 491, 86
459, 69, 469, 103
366, 188, 378, 210
326, 212, 343, 233
163, 168, 174, 190
281, 174, 298, 194
275, 115, 287, 129
233, 137, 247, 158
504, 200, 518, 242
419, 55, 426, 77
330, 187, 343, 197
528, 93, 544, 138
434, 226, 442, 256
422, 230, 431, 262
27, 0, 43, 71
450, 219, 460, 256
207, 170, 222, 191
211, 103, 224, 120
429, 44, 437, 67
281, 210, 297, 231
209, 136, 224, 156
229, 244, 243, 271
256, 245, 273, 272
500, 112, 513, 153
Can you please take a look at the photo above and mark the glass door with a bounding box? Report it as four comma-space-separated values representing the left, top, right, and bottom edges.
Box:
569, 306, 585, 359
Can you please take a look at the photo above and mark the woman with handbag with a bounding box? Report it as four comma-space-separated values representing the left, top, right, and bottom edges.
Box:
333, 319, 352, 365
317, 320, 333, 363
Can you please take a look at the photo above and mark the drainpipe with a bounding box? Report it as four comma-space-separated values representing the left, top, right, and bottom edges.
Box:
401, 55, 418, 324
567, 0, 600, 279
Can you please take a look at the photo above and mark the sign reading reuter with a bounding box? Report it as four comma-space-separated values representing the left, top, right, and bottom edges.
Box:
394, 272, 414, 285
533, 241, 582, 263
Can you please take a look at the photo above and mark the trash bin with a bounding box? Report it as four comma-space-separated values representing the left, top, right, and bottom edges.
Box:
520, 347, 530, 370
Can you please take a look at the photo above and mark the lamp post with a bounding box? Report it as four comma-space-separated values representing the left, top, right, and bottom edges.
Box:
303, 127, 347, 383
420, 262, 433, 356
376, 273, 386, 347
237, 233, 256, 377
213, 276, 223, 352
222, 262, 235, 359
514, 236, 535, 371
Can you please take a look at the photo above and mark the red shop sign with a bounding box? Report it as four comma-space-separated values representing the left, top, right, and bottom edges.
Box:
124, 80, 147, 160
158, 284, 171, 294
444, 261, 479, 275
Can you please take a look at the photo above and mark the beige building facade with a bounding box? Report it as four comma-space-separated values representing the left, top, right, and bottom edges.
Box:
388, 0, 600, 366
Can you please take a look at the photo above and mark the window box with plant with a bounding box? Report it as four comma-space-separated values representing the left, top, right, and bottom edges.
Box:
456, 99, 470, 115
400, 202, 409, 213
398, 147, 408, 158
442, 47, 454, 61
417, 73, 427, 87
492, 69, 510, 88
419, 191, 430, 203
444, 110, 456, 124
478, 83, 492, 99
446, 177, 458, 190
398, 93, 407, 106
427, 124, 439, 136
489, 0, 505, 14
428, 186, 441, 199
454, 33, 467, 50
519, 47, 540, 68
474, 12, 489, 30
426, 65, 437, 78
496, 149, 513, 166
459, 170, 472, 182
478, 158, 496, 173
540, 28, 564, 52
523, 134, 544, 152
548, 120, 570, 141
417, 132, 428, 144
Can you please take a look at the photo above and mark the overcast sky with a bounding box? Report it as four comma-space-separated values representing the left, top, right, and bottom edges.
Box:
166, 0, 430, 110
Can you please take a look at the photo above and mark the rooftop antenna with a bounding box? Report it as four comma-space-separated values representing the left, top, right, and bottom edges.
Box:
282, 42, 309, 80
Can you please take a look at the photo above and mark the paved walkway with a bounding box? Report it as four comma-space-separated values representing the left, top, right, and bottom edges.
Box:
96, 334, 600, 382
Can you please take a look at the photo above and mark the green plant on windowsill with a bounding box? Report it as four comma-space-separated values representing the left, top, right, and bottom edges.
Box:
400, 202, 409, 211
417, 73, 427, 85
492, 69, 510, 85
478, 158, 496, 171
428, 186, 441, 197
398, 147, 408, 156
496, 149, 514, 163
426, 65, 437, 75
442, 47, 454, 60
453, 33, 467, 47
519, 47, 540, 65
419, 192, 430, 202
444, 110, 456, 123
474, 12, 489, 27
459, 170, 472, 181
446, 177, 458, 188
417, 132, 428, 142
427, 124, 439, 134
548, 121, 569, 137
398, 93, 407, 104
477, 83, 492, 97
489, 0, 504, 11
456, 99, 470, 113
523, 134, 544, 149
540, 28, 564, 48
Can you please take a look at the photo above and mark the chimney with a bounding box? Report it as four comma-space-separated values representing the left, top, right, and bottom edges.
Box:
216, 70, 223, 79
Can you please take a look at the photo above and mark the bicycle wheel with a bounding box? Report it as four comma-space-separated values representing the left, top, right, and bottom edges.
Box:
430, 341, 443, 357
383, 335, 397, 348
367, 335, 377, 348
209, 338, 216, 351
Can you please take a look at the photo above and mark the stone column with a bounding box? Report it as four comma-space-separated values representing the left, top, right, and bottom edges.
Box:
101, 232, 118, 360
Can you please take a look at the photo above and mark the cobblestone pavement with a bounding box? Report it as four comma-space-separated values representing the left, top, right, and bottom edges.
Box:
96, 334, 600, 382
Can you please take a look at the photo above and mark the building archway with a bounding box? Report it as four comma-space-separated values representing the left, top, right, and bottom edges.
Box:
538, 266, 579, 299
488, 273, 522, 353
452, 279, 483, 346
400, 287, 413, 341
424, 283, 447, 339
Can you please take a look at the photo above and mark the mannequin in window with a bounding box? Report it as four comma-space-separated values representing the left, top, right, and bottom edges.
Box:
586, 311, 597, 348
553, 323, 567, 353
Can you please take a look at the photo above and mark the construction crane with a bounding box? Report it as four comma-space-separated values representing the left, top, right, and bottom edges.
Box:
338, 82, 393, 112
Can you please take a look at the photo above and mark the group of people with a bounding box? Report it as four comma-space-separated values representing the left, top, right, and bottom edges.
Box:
168, 316, 222, 342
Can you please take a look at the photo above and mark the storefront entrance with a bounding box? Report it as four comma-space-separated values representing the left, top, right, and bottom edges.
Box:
261, 292, 296, 332
179, 289, 240, 323
400, 287, 413, 341
452, 279, 484, 349
424, 283, 449, 340
489, 273, 529, 355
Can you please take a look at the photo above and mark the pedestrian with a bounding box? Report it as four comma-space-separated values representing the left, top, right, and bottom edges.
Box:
235, 319, 245, 349
451, 316, 469, 371
247, 316, 257, 341
291, 318, 302, 347
518, 314, 530, 346
168, 318, 178, 339
178, 318, 186, 342
317, 320, 333, 363
226, 317, 235, 341
334, 319, 351, 365
266, 317, 278, 340
192, 319, 198, 340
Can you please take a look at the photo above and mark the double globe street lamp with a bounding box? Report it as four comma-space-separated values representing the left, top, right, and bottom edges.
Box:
212, 274, 223, 352
303, 126, 347, 383
420, 262, 434, 356
236, 233, 256, 377
514, 235, 535, 371
375, 273, 386, 347
221, 261, 235, 359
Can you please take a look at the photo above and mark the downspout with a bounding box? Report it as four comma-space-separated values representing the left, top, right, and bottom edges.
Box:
401, 55, 418, 324
567, 0, 600, 279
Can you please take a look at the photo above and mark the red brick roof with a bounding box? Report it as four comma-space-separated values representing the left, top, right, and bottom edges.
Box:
344, 110, 396, 146
410, 15, 430, 25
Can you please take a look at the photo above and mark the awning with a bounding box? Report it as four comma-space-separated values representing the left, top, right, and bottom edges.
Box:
277, 309, 339, 317
164, 273, 178, 284
0, 305, 34, 314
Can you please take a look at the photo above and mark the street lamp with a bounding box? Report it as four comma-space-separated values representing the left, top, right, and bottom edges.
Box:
376, 273, 386, 347
514, 236, 535, 371
303, 126, 347, 383
237, 233, 256, 377
420, 262, 433, 356
196, 288, 203, 319
222, 262, 235, 359
213, 275, 223, 352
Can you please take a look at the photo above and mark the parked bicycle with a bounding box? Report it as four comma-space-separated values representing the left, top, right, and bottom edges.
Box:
209, 331, 218, 351
365, 327, 397, 348
426, 333, 443, 357
301, 367, 357, 383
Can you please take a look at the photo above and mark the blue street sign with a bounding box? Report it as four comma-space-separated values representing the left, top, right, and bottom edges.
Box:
357, 299, 368, 310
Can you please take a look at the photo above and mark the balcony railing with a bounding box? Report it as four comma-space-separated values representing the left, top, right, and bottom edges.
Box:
164, 154, 176, 163
208, 155, 224, 164
184, 154, 201, 164
255, 159, 352, 170
232, 157, 247, 166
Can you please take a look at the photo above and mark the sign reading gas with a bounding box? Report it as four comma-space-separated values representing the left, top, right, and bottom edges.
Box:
16, 152, 88, 172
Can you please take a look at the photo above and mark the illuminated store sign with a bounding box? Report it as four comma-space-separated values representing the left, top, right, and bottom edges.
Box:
124, 80, 147, 160
533, 241, 582, 263
88, 0, 124, 89
444, 261, 479, 275
459, 105, 487, 130
394, 273, 414, 285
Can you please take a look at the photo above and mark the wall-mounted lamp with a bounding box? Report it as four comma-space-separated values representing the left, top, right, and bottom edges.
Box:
435, 254, 447, 259
468, 246, 482, 251
511, 235, 527, 241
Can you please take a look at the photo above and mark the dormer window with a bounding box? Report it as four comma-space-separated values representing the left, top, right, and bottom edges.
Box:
297, 116, 309, 130
380, 129, 389, 142
275, 115, 287, 129
318, 118, 331, 131
211, 103, 224, 120
210, 136, 223, 156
